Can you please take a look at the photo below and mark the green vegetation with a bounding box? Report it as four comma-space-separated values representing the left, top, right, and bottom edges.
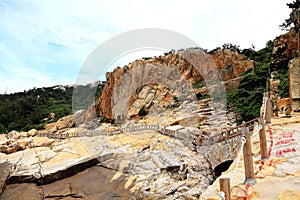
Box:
274, 71, 289, 98
218, 0, 295, 120
0, 83, 104, 133
193, 41, 275, 122
280, 0, 300, 30
2, 0, 296, 131
227, 41, 273, 122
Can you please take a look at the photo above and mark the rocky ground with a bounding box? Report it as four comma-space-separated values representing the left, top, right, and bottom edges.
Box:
1, 104, 299, 200
0, 92, 236, 199
201, 112, 300, 200
0, 127, 215, 200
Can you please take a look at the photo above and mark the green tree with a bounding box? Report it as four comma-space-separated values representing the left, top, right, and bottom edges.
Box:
280, 0, 300, 30
0, 82, 104, 133
227, 41, 273, 122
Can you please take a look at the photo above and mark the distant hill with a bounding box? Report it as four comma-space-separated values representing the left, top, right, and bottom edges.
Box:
0, 82, 104, 133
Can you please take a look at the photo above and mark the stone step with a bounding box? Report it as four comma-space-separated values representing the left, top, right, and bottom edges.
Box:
192, 108, 213, 113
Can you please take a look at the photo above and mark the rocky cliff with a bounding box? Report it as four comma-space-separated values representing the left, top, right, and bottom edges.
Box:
96, 49, 253, 120
271, 28, 297, 73
270, 7, 300, 112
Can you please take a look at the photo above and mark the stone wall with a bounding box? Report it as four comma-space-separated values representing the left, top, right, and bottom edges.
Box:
289, 57, 300, 110
197, 136, 243, 169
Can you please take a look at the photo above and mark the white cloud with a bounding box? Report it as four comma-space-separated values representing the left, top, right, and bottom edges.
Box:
0, 66, 73, 94
0, 0, 292, 93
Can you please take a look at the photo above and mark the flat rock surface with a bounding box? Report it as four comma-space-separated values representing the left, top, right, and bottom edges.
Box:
0, 130, 214, 199
1, 165, 133, 200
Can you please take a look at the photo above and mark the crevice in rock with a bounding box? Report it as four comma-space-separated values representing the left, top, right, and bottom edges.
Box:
97, 163, 131, 175
44, 194, 84, 199
6, 158, 100, 186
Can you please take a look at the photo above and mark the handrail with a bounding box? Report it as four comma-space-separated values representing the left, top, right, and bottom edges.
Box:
36, 117, 263, 148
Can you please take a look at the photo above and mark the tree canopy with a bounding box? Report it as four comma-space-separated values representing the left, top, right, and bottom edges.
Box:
0, 84, 103, 133
227, 41, 273, 122
280, 0, 300, 30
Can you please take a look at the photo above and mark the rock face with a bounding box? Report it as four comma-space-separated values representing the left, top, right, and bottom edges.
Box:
271, 28, 297, 72
128, 84, 176, 118
197, 136, 243, 169
270, 27, 297, 88
96, 49, 253, 120
211, 49, 254, 91
289, 57, 300, 111
270, 17, 299, 109
270, 11, 300, 111
290, 8, 300, 30
95, 53, 201, 120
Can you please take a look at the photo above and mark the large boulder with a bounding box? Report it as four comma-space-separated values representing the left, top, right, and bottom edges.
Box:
44, 115, 74, 131
96, 49, 253, 120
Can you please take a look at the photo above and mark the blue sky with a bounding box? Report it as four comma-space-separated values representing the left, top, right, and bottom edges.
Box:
0, 0, 291, 94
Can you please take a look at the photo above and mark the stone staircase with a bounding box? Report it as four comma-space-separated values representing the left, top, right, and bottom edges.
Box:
189, 98, 237, 135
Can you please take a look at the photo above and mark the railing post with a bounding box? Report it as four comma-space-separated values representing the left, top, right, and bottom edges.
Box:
220, 177, 231, 200
225, 129, 230, 140
264, 92, 272, 124
241, 124, 256, 185
258, 118, 268, 160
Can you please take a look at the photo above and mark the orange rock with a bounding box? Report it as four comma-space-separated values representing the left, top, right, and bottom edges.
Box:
96, 50, 253, 120
44, 115, 74, 131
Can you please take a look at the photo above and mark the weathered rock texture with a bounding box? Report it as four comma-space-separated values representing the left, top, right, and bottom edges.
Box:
270, 20, 299, 110
289, 57, 300, 111
0, 162, 10, 197
211, 49, 254, 92
96, 49, 253, 120
197, 136, 243, 169
1, 166, 132, 200
44, 115, 74, 132
271, 28, 297, 72
128, 84, 175, 117
0, 130, 216, 199
95, 53, 200, 120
